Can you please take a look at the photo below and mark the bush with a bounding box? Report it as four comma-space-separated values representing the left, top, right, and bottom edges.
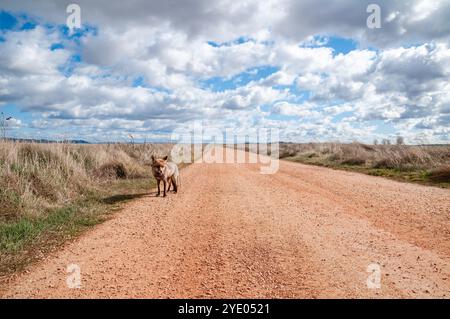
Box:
429, 166, 450, 183
341, 157, 366, 165
96, 161, 127, 179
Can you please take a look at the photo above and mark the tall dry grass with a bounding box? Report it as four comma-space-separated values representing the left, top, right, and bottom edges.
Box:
279, 142, 450, 183
0, 141, 174, 222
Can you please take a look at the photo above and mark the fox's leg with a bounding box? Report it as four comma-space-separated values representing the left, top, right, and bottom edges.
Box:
172, 176, 178, 193
163, 179, 167, 197
167, 178, 171, 192
156, 179, 160, 196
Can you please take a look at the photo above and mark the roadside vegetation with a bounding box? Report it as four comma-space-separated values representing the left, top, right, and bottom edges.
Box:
0, 141, 175, 275
279, 142, 450, 188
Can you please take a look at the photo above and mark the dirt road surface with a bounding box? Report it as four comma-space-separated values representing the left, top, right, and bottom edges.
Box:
1, 147, 450, 298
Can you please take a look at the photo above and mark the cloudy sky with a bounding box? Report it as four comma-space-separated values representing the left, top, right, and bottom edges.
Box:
0, 0, 449, 143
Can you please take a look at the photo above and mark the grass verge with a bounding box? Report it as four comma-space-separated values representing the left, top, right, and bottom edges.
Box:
284, 154, 449, 188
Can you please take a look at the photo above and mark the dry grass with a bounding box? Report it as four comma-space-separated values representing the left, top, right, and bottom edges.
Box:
279, 142, 450, 187
0, 141, 174, 222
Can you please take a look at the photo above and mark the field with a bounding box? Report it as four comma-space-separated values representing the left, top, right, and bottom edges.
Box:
278, 142, 450, 187
0, 141, 175, 275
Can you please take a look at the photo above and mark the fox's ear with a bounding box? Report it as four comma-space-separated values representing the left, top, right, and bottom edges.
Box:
163, 155, 168, 161
151, 155, 155, 163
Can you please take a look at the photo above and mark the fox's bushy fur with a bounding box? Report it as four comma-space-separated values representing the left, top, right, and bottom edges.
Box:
151, 155, 180, 197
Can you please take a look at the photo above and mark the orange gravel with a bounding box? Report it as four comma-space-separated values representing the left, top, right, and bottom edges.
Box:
1, 147, 450, 298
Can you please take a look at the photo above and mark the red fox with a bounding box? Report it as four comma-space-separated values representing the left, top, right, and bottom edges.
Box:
151, 155, 180, 197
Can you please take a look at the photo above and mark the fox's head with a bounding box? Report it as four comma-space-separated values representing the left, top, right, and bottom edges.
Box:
151, 155, 168, 178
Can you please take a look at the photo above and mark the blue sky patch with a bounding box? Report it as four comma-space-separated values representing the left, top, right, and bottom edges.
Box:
0, 11, 18, 30
0, 11, 40, 31
327, 36, 358, 55
201, 65, 278, 92
20, 21, 37, 30
1, 104, 32, 121
303, 35, 358, 55
207, 36, 252, 47
50, 43, 64, 50
132, 76, 146, 87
